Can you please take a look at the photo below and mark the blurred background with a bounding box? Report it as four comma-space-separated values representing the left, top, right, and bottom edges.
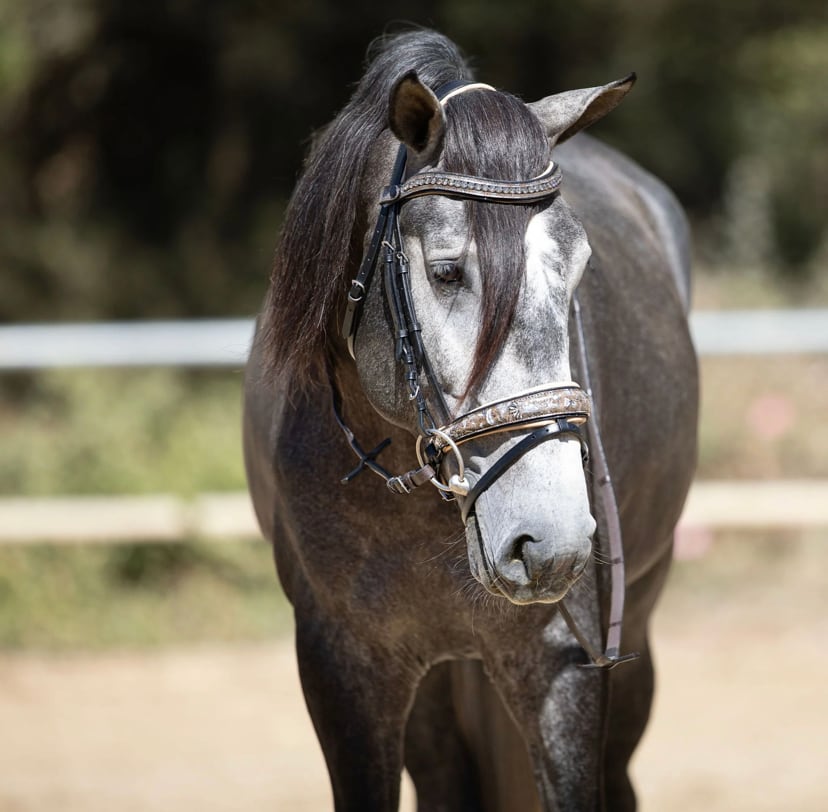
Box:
0, 1, 826, 810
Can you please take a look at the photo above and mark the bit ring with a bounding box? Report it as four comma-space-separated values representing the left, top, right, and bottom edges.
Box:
416, 428, 470, 496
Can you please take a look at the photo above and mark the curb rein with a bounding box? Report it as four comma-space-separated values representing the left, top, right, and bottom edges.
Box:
333, 82, 637, 670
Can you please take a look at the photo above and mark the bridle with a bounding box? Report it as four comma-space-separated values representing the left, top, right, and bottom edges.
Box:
334, 80, 636, 669
339, 82, 586, 510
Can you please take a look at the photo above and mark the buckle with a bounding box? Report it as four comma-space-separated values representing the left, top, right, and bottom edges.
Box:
347, 279, 366, 303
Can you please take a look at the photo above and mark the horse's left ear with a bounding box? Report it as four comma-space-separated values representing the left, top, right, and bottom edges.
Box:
389, 71, 445, 165
528, 74, 636, 146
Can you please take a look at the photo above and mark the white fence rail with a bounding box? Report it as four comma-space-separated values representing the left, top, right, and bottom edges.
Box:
1, 312, 825, 545
0, 481, 826, 546
0, 493, 257, 544
0, 319, 255, 370
690, 308, 828, 355
1, 309, 827, 369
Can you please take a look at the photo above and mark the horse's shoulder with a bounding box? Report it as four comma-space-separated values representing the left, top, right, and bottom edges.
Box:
242, 326, 293, 542
556, 134, 691, 312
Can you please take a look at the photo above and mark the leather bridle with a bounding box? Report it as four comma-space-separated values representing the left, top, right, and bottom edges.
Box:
333, 80, 637, 669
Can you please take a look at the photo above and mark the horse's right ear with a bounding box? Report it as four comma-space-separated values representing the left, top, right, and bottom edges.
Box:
389, 71, 445, 165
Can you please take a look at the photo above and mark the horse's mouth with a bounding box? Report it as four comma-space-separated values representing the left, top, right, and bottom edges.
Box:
476, 571, 579, 606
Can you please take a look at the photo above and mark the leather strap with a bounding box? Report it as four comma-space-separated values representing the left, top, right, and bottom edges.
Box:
568, 293, 639, 669
330, 370, 438, 495
380, 162, 561, 206
341, 144, 407, 357
459, 420, 586, 523
432, 385, 590, 452
435, 80, 496, 103
386, 465, 436, 495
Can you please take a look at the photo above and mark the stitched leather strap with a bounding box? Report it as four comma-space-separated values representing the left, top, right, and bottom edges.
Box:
570, 294, 640, 669
386, 465, 436, 495
380, 162, 561, 206
431, 385, 590, 452
341, 145, 408, 357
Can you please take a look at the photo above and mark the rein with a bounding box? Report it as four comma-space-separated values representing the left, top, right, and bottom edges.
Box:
332, 80, 637, 670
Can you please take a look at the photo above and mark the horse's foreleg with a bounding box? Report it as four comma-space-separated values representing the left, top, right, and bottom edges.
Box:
295, 614, 417, 812
404, 662, 485, 811
484, 602, 607, 812
601, 547, 673, 811
601, 640, 654, 812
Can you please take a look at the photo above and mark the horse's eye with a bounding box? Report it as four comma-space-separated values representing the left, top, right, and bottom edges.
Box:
431, 261, 463, 285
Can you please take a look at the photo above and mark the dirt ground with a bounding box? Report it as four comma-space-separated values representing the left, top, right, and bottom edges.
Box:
1, 538, 826, 812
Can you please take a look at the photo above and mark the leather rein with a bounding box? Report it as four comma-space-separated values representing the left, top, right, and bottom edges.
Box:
333, 81, 637, 670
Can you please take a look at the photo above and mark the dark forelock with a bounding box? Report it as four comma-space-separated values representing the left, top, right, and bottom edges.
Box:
440, 91, 550, 394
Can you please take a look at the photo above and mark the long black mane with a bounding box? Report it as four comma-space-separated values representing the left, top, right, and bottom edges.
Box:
261, 30, 470, 385
261, 30, 548, 392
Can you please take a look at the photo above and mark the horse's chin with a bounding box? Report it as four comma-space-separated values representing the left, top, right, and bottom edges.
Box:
481, 579, 574, 606
464, 516, 580, 606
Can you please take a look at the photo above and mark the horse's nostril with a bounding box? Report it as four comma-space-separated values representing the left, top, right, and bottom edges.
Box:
488, 532, 592, 603
510, 534, 558, 583
510, 534, 535, 565
505, 534, 591, 585
511, 535, 554, 578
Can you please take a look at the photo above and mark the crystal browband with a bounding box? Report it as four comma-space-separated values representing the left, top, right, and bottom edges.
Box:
380, 161, 562, 205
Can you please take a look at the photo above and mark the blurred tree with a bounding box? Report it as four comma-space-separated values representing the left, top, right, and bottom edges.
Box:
0, 0, 825, 323
736, 24, 828, 273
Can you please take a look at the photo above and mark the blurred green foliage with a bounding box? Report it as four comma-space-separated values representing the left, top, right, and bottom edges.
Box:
0, 369, 284, 650
0, 539, 291, 648
0, 0, 826, 326
0, 369, 245, 495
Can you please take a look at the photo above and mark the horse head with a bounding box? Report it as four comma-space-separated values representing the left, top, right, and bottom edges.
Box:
351, 72, 635, 604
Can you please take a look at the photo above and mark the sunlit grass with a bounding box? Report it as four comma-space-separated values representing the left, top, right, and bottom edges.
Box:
0, 539, 291, 649
0, 369, 246, 496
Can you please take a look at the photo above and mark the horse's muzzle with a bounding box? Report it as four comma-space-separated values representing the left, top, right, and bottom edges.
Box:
467, 515, 595, 605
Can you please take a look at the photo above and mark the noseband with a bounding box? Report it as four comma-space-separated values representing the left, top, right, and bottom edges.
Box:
333, 80, 636, 669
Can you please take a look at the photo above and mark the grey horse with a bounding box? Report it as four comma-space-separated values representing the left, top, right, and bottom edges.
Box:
244, 30, 697, 812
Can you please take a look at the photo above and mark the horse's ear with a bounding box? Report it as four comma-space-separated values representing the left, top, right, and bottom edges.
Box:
528, 74, 636, 146
389, 71, 445, 164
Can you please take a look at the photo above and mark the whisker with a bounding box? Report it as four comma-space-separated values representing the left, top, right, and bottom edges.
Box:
591, 550, 613, 566
570, 572, 598, 604
418, 529, 466, 565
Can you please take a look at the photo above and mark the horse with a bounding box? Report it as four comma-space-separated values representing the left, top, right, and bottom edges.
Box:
243, 30, 698, 812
